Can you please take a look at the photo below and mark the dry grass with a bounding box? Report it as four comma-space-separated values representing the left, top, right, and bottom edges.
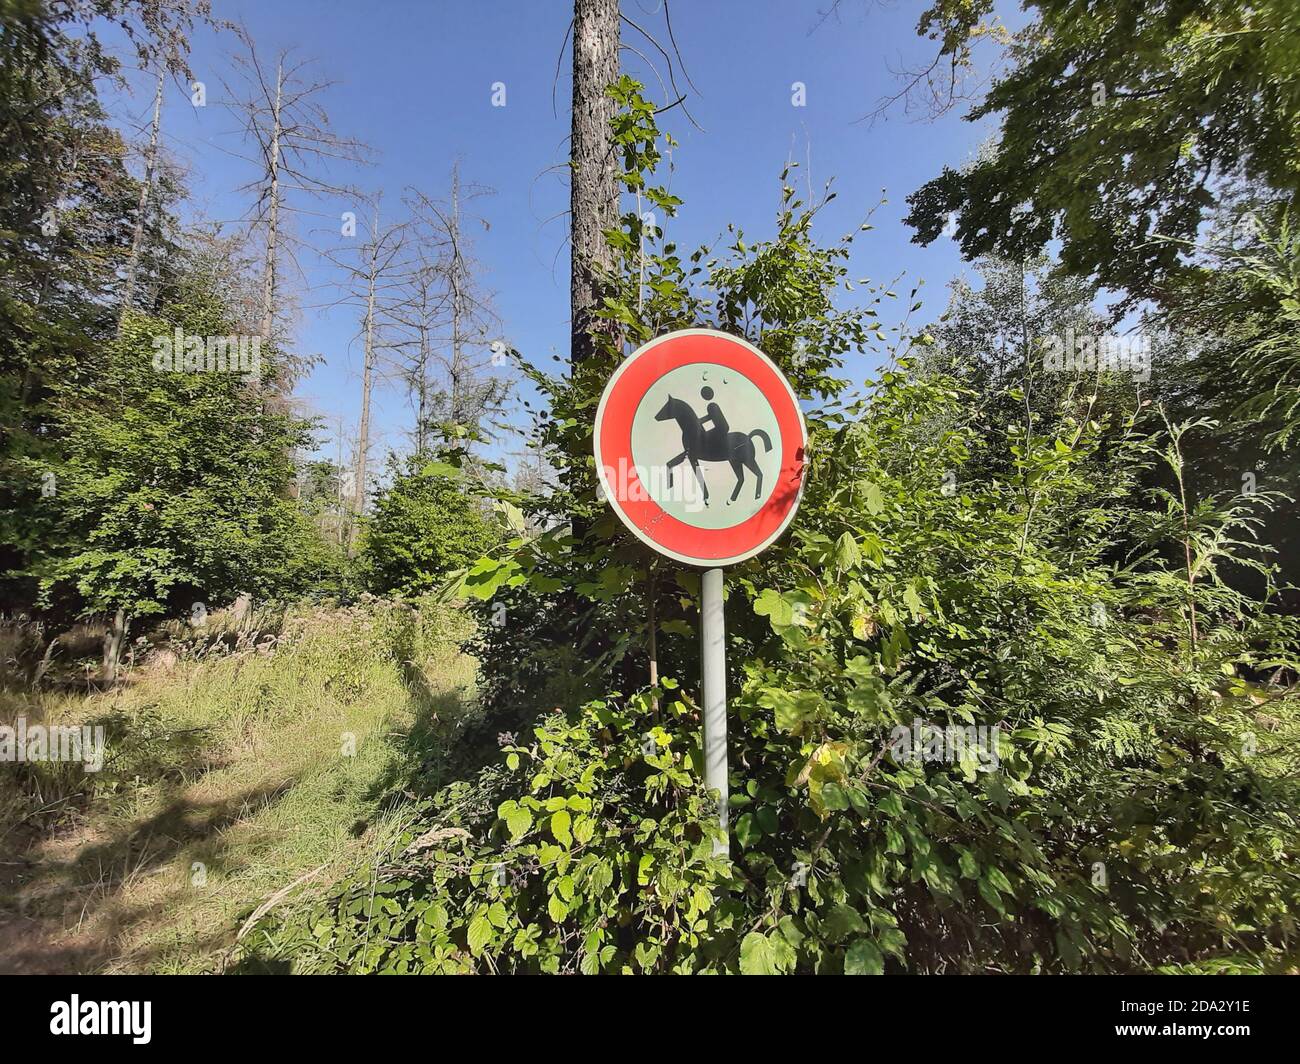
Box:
0, 599, 476, 974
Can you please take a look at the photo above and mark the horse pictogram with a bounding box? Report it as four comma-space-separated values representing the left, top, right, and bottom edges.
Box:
655, 386, 773, 505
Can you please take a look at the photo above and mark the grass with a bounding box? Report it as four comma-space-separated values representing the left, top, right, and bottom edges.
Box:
0, 598, 477, 974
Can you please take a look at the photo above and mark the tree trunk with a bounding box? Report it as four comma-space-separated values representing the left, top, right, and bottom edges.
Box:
569, 0, 620, 534
119, 66, 165, 335
335, 419, 348, 547
102, 608, 129, 686
570, 0, 620, 370
354, 203, 380, 537
416, 324, 430, 457
260, 59, 284, 342
449, 162, 464, 431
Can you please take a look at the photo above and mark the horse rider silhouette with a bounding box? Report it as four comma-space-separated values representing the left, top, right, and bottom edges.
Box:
655, 386, 773, 505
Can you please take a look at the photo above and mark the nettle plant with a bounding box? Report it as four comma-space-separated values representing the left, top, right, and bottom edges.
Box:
242, 82, 1300, 975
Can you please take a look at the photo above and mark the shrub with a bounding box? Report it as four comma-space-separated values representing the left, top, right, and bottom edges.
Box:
360, 455, 499, 598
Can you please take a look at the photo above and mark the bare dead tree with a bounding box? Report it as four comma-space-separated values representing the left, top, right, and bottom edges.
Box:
222, 30, 370, 359
385, 242, 451, 458
402, 164, 509, 456
117, 64, 165, 334
116, 11, 221, 334
319, 195, 410, 534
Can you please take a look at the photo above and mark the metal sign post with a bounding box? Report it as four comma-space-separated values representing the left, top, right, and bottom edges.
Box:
593, 329, 808, 861
700, 567, 728, 858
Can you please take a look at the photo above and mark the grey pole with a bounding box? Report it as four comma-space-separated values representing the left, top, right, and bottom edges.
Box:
701, 566, 729, 859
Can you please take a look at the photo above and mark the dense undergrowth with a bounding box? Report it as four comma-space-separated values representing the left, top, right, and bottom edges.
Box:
234, 82, 1300, 975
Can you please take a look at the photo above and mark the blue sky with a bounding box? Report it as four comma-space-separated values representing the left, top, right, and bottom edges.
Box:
103, 0, 1013, 475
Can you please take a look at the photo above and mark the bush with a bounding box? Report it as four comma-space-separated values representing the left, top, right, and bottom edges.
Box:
360, 456, 499, 597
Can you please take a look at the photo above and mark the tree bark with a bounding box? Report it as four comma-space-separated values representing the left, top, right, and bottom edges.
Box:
449, 162, 464, 428
102, 607, 129, 686
119, 66, 165, 335
570, 0, 620, 370
354, 202, 379, 534
416, 323, 430, 456
260, 59, 284, 342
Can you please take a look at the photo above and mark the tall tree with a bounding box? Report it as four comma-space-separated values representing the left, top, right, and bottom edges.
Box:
22, 237, 316, 682
320, 196, 409, 537
116, 25, 202, 334
354, 200, 406, 524
117, 64, 164, 333
390, 251, 447, 458
224, 33, 368, 353
0, 0, 192, 611
403, 166, 507, 455
569, 0, 620, 370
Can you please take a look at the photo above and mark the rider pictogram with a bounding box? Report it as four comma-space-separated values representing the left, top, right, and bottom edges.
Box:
655, 385, 773, 505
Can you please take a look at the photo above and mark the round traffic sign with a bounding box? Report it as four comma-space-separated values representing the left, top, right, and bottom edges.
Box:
594, 328, 808, 566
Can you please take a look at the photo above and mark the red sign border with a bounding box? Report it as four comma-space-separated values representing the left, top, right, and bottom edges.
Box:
594, 329, 807, 567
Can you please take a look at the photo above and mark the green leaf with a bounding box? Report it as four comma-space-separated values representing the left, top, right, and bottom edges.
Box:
547, 894, 569, 923
753, 588, 794, 629
572, 814, 595, 845
497, 500, 526, 532
467, 913, 493, 955
735, 812, 759, 849
420, 459, 461, 479
978, 874, 1006, 912
765, 689, 821, 735
739, 931, 780, 975
844, 938, 884, 975
824, 902, 868, 942
862, 481, 885, 515
550, 809, 573, 847
834, 531, 861, 571
820, 781, 850, 811
502, 803, 533, 841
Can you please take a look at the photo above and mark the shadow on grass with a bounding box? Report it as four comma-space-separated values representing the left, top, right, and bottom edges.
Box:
0, 778, 297, 974
362, 655, 507, 807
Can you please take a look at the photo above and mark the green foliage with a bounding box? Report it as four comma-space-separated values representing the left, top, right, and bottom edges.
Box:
1199, 214, 1300, 452
360, 455, 499, 597
906, 0, 1300, 306
1, 3, 140, 607
244, 688, 728, 974
0, 0, 324, 633
243, 81, 1300, 975
17, 297, 317, 624
916, 252, 1143, 484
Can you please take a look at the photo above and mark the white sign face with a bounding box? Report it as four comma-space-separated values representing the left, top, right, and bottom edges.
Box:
628, 362, 784, 528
